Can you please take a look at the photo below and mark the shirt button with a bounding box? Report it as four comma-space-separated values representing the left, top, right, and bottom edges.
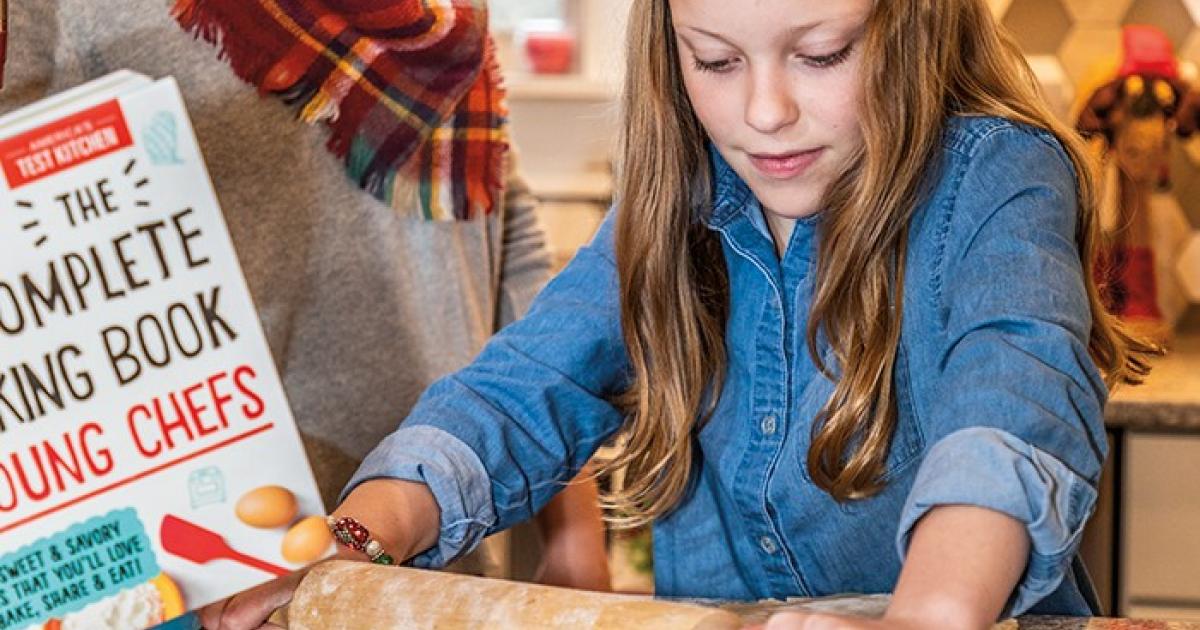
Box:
761, 414, 777, 436
759, 535, 778, 554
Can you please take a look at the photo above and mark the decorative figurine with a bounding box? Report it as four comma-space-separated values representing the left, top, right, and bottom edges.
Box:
1075, 25, 1190, 345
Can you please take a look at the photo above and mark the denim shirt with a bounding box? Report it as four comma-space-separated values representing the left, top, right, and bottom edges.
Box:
346, 116, 1108, 616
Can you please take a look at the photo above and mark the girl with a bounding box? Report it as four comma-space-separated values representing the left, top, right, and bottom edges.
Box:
209, 0, 1153, 628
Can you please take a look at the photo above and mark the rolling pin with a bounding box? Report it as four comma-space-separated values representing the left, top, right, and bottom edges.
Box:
280, 560, 742, 629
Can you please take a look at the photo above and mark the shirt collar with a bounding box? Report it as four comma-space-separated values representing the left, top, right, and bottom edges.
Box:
703, 144, 754, 229
703, 144, 822, 243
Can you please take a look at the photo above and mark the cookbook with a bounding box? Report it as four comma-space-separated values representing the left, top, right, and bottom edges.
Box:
0, 71, 327, 630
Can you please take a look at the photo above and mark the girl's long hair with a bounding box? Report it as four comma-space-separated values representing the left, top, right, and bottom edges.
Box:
597, 0, 1155, 527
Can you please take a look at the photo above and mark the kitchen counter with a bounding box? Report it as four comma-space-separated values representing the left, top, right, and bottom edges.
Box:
724, 595, 1200, 628
1106, 334, 1200, 431
1015, 619, 1200, 628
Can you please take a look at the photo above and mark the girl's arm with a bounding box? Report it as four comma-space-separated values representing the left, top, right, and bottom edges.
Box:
757, 506, 1027, 630
497, 154, 611, 592
884, 505, 1028, 629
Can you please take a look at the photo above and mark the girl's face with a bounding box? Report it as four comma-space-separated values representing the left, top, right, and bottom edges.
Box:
671, 0, 870, 220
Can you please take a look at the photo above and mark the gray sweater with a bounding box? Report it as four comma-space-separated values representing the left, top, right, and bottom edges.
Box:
0, 0, 552, 511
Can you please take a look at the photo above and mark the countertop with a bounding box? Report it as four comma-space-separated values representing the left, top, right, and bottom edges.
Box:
1014, 619, 1200, 628
1105, 334, 1200, 431
723, 595, 1200, 628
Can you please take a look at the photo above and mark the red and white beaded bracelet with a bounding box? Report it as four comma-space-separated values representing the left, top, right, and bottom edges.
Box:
326, 516, 396, 565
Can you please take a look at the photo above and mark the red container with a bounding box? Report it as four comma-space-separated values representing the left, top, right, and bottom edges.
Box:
521, 24, 575, 74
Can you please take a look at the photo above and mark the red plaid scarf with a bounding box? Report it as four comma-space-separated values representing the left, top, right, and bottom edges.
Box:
173, 0, 508, 221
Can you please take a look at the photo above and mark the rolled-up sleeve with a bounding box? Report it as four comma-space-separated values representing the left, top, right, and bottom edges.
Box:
345, 426, 498, 567
897, 124, 1110, 616
897, 428, 1099, 615
343, 210, 629, 567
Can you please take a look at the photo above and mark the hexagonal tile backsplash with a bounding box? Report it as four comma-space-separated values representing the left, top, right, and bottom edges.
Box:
1124, 0, 1196, 49
1004, 0, 1074, 54
991, 0, 1200, 327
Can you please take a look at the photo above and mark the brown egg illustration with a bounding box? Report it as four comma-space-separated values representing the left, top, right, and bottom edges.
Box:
282, 516, 334, 564
235, 485, 298, 529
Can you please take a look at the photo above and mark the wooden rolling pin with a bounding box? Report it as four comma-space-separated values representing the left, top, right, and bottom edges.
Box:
280, 560, 742, 629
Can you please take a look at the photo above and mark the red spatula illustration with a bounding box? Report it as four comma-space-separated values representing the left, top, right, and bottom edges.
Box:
161, 514, 289, 576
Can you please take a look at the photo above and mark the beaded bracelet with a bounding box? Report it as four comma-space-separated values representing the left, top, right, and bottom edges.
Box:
326, 515, 396, 565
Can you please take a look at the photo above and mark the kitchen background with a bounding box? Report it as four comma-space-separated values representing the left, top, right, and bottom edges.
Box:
489, 0, 1200, 621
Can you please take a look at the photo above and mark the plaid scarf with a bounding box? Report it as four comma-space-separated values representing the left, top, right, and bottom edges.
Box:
173, 0, 508, 221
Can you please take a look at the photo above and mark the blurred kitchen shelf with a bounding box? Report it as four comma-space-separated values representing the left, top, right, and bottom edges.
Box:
506, 74, 617, 101
527, 170, 613, 203
534, 200, 607, 272
527, 170, 610, 272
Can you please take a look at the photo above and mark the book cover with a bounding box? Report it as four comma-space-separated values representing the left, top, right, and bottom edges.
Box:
0, 72, 327, 630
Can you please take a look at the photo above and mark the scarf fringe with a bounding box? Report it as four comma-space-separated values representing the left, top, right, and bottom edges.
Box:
300, 88, 340, 124
173, 0, 285, 94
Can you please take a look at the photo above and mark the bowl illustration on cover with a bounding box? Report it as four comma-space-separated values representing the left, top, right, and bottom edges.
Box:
36, 572, 184, 630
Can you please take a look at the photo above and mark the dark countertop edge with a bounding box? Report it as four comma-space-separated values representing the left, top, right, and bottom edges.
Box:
1105, 400, 1200, 432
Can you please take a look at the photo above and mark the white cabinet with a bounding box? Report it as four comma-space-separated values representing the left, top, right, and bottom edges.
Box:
1124, 434, 1200, 620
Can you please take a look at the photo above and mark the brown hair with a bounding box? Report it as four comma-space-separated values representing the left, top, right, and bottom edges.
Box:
596, 0, 1155, 527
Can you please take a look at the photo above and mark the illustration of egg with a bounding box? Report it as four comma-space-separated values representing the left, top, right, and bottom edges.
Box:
281, 516, 334, 564
235, 485, 298, 528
